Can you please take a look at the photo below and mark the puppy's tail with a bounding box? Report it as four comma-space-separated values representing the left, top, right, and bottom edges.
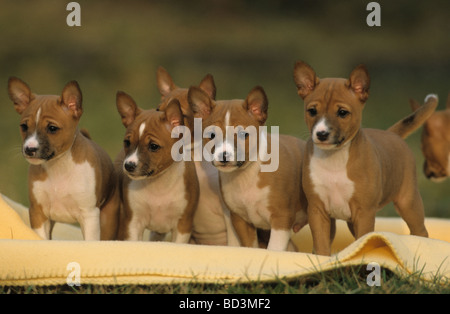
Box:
80, 128, 92, 140
387, 94, 438, 139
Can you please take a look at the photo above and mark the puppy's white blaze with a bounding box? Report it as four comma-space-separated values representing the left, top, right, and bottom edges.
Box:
267, 229, 291, 251
224, 110, 230, 127
139, 122, 146, 139
24, 132, 39, 149
313, 117, 329, 134
214, 138, 235, 161
36, 107, 41, 125
214, 124, 235, 162
125, 148, 139, 164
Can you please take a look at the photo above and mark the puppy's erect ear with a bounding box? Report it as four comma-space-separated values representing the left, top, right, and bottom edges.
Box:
199, 74, 217, 100
61, 81, 83, 119
188, 86, 215, 119
293, 61, 319, 99
245, 86, 268, 125
116, 91, 142, 128
347, 64, 370, 103
8, 77, 33, 114
163, 98, 184, 130
156, 66, 177, 97
409, 98, 421, 112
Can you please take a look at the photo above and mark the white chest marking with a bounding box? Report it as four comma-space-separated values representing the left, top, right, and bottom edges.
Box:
32, 152, 98, 224
220, 162, 271, 229
309, 143, 354, 220
127, 162, 188, 234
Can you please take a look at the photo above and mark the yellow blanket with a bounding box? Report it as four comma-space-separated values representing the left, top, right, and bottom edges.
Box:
0, 194, 449, 286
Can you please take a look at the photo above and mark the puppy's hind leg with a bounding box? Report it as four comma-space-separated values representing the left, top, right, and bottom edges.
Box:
394, 188, 428, 238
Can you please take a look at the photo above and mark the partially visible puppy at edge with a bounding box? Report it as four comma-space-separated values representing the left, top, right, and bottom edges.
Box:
409, 93, 450, 182
8, 77, 120, 240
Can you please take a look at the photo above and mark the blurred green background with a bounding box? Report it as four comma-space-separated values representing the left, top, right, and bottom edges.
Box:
0, 0, 449, 218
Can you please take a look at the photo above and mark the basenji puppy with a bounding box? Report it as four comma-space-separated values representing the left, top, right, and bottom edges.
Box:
8, 77, 119, 240
293, 61, 435, 255
115, 92, 199, 242
410, 93, 450, 181
187, 85, 308, 251
155, 67, 240, 246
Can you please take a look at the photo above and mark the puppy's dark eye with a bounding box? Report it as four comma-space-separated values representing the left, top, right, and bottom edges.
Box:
337, 109, 350, 118
307, 108, 317, 117
209, 132, 216, 140
149, 142, 160, 152
20, 123, 28, 132
124, 139, 131, 148
47, 125, 60, 134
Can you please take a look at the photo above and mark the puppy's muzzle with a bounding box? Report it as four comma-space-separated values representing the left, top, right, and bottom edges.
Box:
24, 146, 38, 158
316, 130, 330, 142
124, 161, 137, 173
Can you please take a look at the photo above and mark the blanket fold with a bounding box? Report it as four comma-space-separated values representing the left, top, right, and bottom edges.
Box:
1, 194, 449, 286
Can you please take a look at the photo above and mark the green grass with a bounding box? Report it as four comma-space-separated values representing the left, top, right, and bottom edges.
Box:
1, 265, 449, 294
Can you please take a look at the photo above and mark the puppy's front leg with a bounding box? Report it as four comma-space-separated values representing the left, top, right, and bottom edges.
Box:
79, 208, 101, 241
171, 229, 191, 244
267, 229, 291, 251
230, 211, 258, 248
309, 206, 332, 256
351, 209, 376, 240
29, 203, 53, 240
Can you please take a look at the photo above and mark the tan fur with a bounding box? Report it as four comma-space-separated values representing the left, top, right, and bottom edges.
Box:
188, 86, 308, 251
115, 93, 199, 242
153, 67, 239, 246
8, 77, 119, 240
388, 96, 438, 139
294, 61, 430, 256
410, 93, 450, 181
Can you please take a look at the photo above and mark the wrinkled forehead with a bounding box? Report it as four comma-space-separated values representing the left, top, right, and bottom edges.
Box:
21, 95, 65, 120
126, 110, 167, 137
305, 78, 358, 107
205, 100, 256, 129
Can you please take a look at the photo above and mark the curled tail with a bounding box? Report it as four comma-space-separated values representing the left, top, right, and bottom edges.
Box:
387, 94, 438, 139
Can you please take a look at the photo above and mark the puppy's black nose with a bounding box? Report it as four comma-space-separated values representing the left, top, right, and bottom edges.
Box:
124, 161, 137, 173
24, 146, 38, 157
316, 131, 329, 142
221, 151, 231, 163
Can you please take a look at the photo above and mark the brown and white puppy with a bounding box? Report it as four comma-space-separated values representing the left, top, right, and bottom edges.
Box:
188, 86, 308, 251
155, 67, 240, 246
8, 77, 119, 240
116, 92, 199, 242
410, 93, 450, 182
293, 61, 435, 255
